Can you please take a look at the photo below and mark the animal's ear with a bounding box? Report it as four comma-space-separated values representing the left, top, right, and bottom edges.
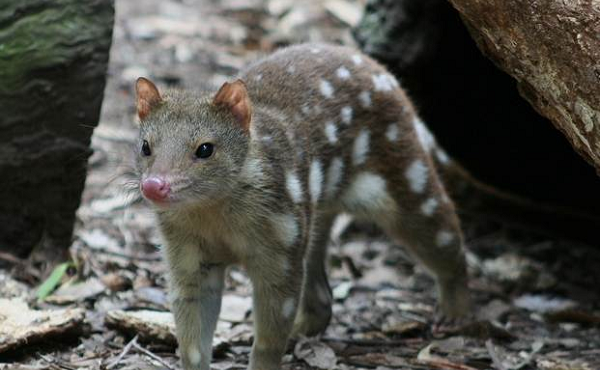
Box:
135, 77, 163, 121
212, 79, 252, 131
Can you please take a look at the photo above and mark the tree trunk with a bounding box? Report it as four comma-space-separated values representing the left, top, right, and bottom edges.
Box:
353, 0, 600, 218
0, 0, 114, 263
447, 0, 600, 173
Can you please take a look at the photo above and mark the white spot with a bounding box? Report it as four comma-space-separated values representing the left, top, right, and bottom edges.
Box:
359, 91, 372, 108
254, 74, 262, 81
261, 135, 273, 142
413, 117, 436, 152
436, 149, 450, 165
324, 121, 338, 144
240, 158, 263, 180
436, 231, 455, 247
341, 106, 353, 125
311, 47, 320, 54
386, 123, 399, 142
287, 65, 296, 73
271, 214, 299, 247
301, 105, 311, 115
282, 298, 296, 319
280, 258, 290, 273
188, 347, 201, 366
372, 73, 397, 92
420, 197, 439, 216
372, 74, 388, 91
336, 66, 351, 80
325, 157, 344, 199
351, 54, 363, 65
352, 129, 370, 166
405, 159, 429, 193
441, 192, 451, 204
309, 160, 324, 204
319, 79, 334, 98
342, 172, 395, 215
285, 171, 303, 203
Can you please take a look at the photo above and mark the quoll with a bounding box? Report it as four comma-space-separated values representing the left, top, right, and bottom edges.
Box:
132, 43, 470, 370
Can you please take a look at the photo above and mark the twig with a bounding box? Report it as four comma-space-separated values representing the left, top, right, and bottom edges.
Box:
416, 358, 479, 370
339, 358, 425, 370
321, 336, 422, 346
91, 248, 163, 262
132, 341, 176, 370
107, 334, 139, 370
337, 358, 377, 369
37, 354, 77, 370
0, 251, 25, 265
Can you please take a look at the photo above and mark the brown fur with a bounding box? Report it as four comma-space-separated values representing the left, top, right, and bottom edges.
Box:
133, 43, 470, 370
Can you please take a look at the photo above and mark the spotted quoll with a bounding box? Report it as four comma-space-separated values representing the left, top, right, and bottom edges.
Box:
133, 43, 470, 370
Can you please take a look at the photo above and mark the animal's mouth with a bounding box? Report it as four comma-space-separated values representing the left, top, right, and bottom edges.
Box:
142, 193, 172, 206
140, 175, 191, 207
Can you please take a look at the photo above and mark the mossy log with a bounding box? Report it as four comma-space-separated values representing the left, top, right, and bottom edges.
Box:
0, 0, 114, 262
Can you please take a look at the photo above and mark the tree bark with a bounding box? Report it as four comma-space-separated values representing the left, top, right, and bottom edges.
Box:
447, 0, 600, 174
0, 0, 114, 262
354, 0, 600, 217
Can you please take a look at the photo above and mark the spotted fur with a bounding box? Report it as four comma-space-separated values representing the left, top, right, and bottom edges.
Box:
134, 43, 470, 370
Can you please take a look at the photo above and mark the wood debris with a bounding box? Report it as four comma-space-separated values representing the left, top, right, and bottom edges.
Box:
0, 298, 85, 354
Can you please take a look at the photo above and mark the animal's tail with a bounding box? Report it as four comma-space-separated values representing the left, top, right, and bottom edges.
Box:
415, 118, 600, 243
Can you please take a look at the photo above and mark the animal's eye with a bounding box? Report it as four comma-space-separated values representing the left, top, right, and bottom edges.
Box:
195, 143, 214, 159
141, 140, 151, 156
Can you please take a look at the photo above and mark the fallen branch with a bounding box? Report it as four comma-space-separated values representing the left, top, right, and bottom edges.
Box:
132, 341, 176, 370
106, 335, 139, 370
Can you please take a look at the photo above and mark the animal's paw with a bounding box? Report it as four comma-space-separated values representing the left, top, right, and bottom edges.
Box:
432, 308, 474, 337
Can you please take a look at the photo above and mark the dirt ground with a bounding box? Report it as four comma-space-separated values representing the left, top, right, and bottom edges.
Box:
1, 0, 599, 369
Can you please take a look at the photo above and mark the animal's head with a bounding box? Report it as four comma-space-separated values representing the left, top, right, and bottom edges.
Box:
133, 77, 252, 209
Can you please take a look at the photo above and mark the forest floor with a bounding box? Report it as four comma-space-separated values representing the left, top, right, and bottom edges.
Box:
1, 0, 599, 369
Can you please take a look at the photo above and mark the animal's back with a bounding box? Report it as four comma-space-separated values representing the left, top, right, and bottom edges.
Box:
242, 43, 414, 139
132, 43, 470, 370
241, 44, 425, 210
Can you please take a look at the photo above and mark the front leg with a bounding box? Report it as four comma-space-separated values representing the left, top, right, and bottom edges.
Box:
247, 252, 304, 370
165, 242, 225, 370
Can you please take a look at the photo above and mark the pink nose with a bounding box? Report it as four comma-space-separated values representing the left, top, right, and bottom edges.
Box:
141, 177, 171, 202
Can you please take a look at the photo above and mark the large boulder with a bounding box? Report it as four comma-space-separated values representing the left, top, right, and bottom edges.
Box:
0, 0, 114, 263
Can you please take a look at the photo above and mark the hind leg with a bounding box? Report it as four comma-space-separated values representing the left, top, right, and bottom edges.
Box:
340, 166, 470, 322
383, 179, 470, 322
387, 206, 469, 320
292, 213, 335, 337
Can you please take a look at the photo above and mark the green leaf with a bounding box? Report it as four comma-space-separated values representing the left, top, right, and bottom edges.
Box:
36, 262, 73, 301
